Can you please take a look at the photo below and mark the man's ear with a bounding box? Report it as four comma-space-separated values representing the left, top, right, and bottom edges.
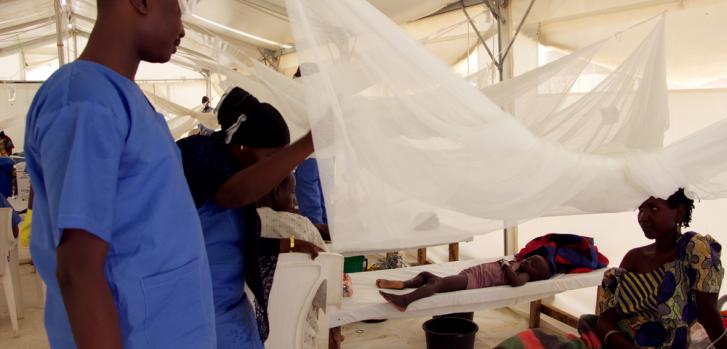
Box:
129, 0, 150, 15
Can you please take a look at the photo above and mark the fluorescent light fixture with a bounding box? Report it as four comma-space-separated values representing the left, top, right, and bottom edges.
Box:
190, 14, 293, 49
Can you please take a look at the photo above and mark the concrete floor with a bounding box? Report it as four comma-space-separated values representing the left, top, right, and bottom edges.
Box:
0, 261, 573, 349
0, 264, 49, 349
341, 308, 536, 349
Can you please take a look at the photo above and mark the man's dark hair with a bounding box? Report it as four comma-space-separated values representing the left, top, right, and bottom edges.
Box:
666, 188, 695, 227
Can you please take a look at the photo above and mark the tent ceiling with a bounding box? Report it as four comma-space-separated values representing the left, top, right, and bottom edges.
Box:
0, 0, 54, 30
0, 0, 725, 87
512, 0, 727, 87
188, 0, 455, 50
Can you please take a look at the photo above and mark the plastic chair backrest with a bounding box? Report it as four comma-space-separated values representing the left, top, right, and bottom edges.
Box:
0, 207, 14, 275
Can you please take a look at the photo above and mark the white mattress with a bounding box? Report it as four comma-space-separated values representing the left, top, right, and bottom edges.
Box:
330, 257, 605, 327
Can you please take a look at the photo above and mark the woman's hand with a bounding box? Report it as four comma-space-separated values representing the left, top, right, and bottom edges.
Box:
280, 238, 323, 259
696, 291, 727, 349
294, 239, 323, 259
597, 309, 639, 349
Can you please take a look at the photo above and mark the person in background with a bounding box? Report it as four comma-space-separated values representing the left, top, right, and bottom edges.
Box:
257, 174, 329, 250
292, 66, 328, 227
0, 131, 15, 155
23, 0, 215, 348
0, 134, 15, 199
202, 95, 213, 113
294, 158, 327, 225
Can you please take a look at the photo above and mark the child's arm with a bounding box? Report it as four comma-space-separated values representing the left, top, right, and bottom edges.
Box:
502, 262, 529, 287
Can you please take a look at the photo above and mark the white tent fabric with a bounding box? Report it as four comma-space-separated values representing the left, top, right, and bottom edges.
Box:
279, 0, 727, 253
178, 10, 668, 155
2, 0, 726, 256
480, 16, 669, 154
514, 0, 727, 89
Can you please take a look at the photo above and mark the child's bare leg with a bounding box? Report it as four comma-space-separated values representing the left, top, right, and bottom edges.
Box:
376, 271, 438, 289
376, 279, 405, 289
380, 274, 468, 311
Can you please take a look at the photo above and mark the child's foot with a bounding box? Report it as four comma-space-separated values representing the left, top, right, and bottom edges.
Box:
379, 291, 408, 312
376, 279, 405, 289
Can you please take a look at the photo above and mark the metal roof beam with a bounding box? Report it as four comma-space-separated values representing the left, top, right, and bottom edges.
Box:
424, 0, 487, 19
0, 16, 54, 36
183, 20, 279, 50
540, 0, 680, 26
0, 34, 56, 56
235, 0, 288, 21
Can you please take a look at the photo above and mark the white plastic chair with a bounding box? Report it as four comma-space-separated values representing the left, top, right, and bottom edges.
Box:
0, 207, 20, 336
266, 252, 344, 349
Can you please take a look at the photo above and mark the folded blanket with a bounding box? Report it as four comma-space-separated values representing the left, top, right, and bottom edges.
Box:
516, 233, 609, 274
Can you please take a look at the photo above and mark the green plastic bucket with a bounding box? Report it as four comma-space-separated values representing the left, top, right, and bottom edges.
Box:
343, 255, 367, 273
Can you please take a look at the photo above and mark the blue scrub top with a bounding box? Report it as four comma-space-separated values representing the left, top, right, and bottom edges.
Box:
0, 156, 14, 198
24, 60, 216, 349
177, 135, 263, 349
198, 202, 263, 349
295, 158, 327, 224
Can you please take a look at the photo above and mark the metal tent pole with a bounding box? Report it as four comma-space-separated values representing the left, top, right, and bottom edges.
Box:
70, 0, 79, 60
495, 0, 519, 255
460, 0, 499, 71
53, 0, 66, 66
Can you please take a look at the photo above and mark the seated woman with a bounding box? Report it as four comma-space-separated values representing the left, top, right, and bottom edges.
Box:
495, 188, 727, 349
257, 174, 329, 250
177, 87, 323, 349
377, 255, 551, 311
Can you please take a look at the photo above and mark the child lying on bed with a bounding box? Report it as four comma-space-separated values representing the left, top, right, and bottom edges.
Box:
377, 255, 551, 311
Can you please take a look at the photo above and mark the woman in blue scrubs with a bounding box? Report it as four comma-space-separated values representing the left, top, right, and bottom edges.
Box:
177, 87, 322, 348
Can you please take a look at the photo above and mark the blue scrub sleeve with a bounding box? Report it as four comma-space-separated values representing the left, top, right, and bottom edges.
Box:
11, 211, 20, 229
294, 159, 326, 224
35, 102, 126, 246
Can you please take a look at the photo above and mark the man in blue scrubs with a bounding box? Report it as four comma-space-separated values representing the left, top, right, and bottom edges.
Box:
295, 158, 328, 224
24, 1, 215, 348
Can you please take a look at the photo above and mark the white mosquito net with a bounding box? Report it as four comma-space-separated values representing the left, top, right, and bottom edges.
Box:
170, 0, 727, 254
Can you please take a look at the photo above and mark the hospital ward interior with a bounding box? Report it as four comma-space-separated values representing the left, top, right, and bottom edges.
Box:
2, 0, 727, 348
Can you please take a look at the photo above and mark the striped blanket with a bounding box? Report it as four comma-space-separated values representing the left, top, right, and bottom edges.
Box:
495, 315, 630, 349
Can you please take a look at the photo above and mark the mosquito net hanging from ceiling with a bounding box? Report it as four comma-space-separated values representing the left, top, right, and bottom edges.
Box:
283, 0, 727, 253
171, 0, 727, 253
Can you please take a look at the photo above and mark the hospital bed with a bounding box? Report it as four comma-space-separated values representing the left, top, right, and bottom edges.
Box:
266, 253, 605, 349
